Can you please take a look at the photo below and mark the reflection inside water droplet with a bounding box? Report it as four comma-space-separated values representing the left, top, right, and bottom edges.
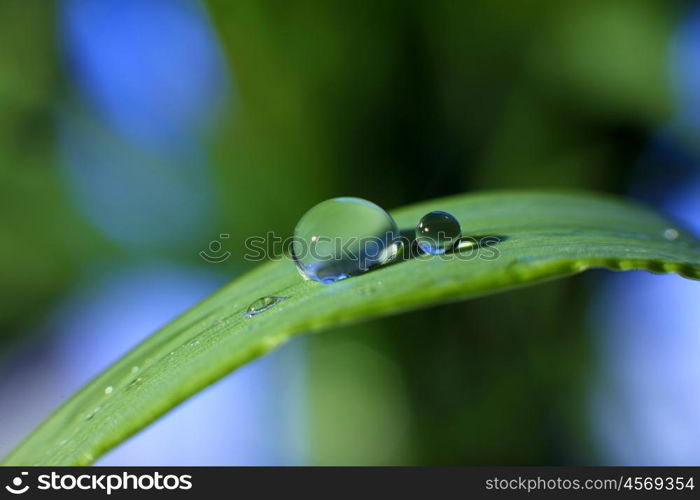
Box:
245, 296, 287, 318
104, 386, 113, 395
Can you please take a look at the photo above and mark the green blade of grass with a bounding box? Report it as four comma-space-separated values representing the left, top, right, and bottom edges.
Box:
5, 190, 700, 465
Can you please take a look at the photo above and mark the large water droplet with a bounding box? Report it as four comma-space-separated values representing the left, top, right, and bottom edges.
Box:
415, 211, 462, 255
292, 197, 400, 283
245, 296, 286, 318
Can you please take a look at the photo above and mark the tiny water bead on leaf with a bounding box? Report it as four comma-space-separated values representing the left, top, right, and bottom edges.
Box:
292, 197, 400, 283
664, 228, 680, 241
415, 211, 462, 255
244, 296, 287, 318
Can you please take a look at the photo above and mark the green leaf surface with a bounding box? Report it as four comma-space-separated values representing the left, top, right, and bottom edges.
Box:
5, 190, 700, 465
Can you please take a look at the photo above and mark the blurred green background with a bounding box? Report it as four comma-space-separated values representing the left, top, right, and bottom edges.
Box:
1, 0, 699, 465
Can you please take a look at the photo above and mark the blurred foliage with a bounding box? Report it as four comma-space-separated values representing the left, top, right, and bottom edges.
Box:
0, 0, 689, 464
0, 1, 108, 342
308, 280, 594, 464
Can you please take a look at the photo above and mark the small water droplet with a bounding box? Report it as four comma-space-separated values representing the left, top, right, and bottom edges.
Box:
416, 211, 462, 255
58, 439, 68, 446
189, 339, 201, 347
292, 197, 401, 283
455, 238, 477, 251
130, 366, 140, 374
104, 386, 113, 395
245, 296, 287, 318
84, 407, 101, 421
663, 228, 679, 241
127, 377, 143, 390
